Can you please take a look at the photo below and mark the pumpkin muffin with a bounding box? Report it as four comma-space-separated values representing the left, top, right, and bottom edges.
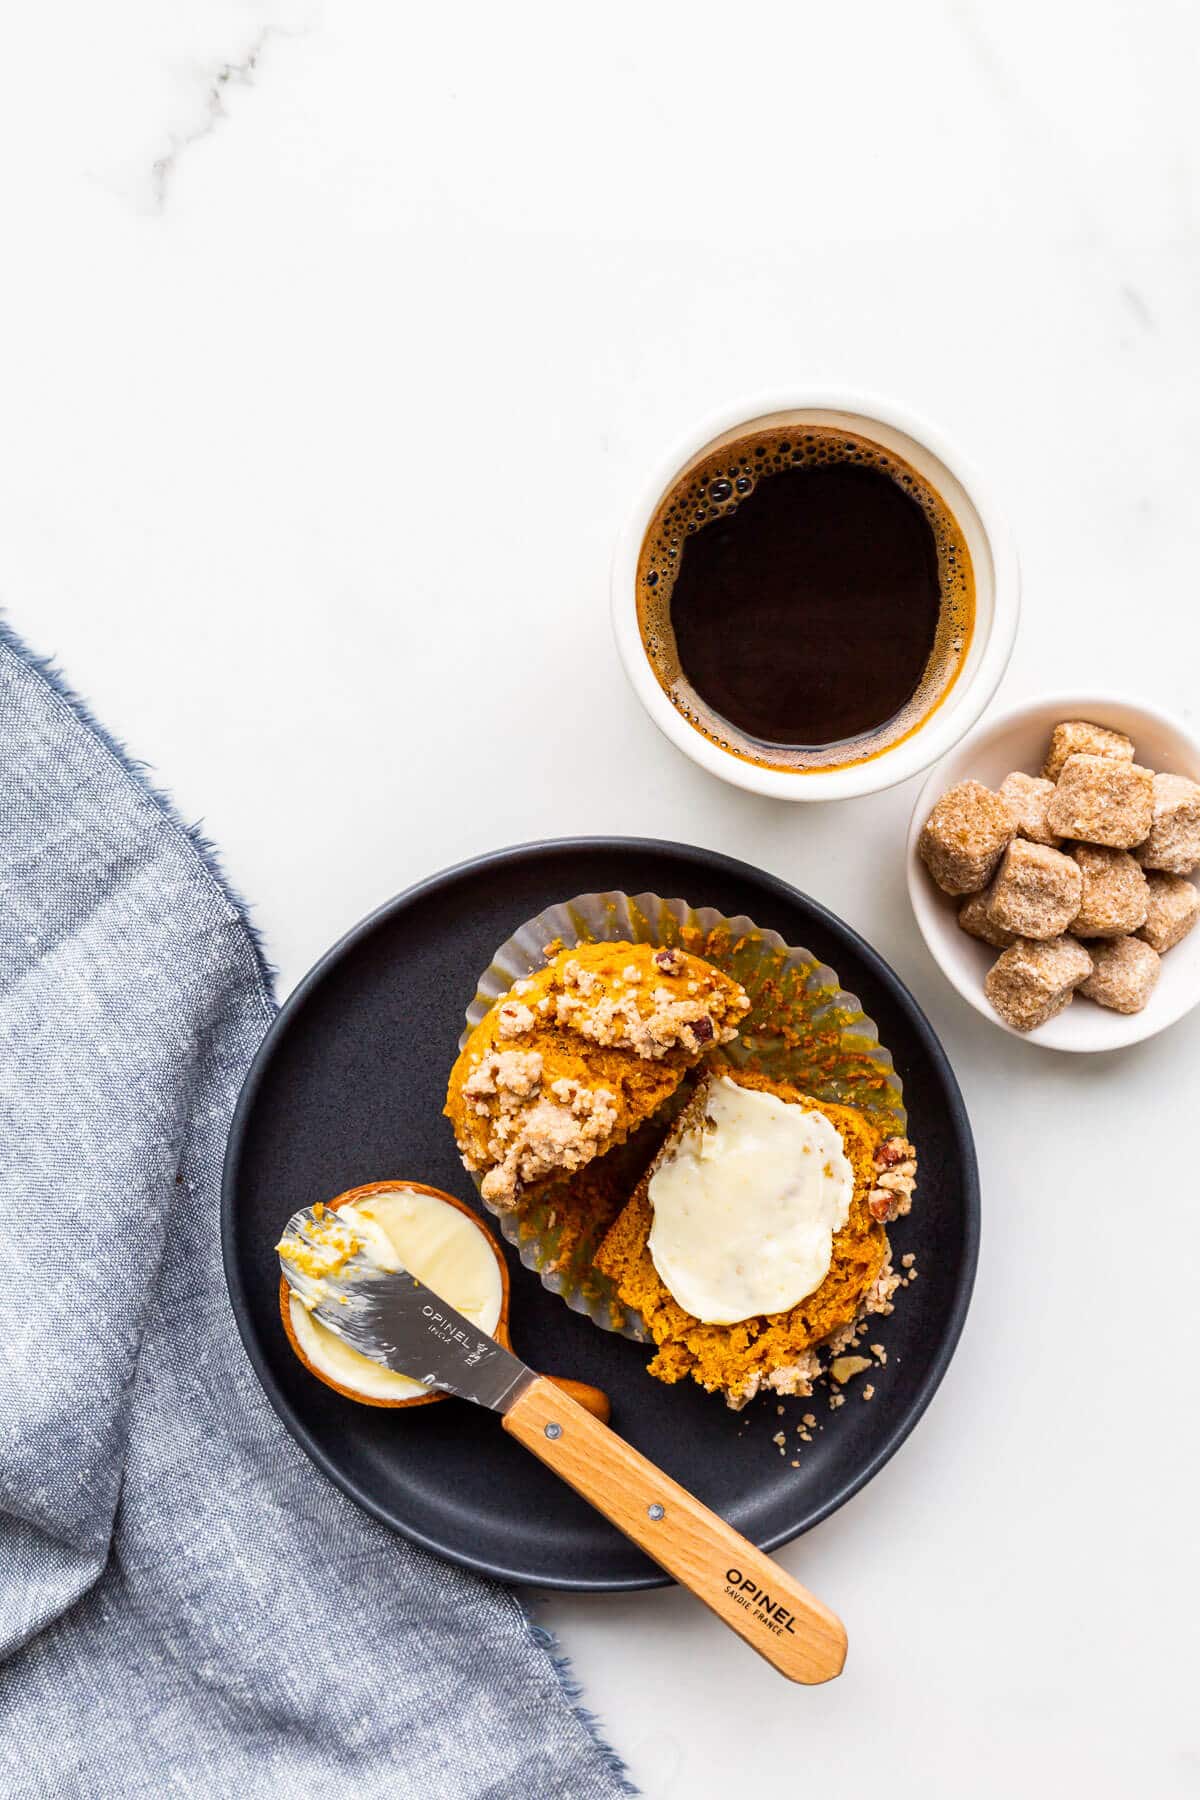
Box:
594, 1068, 917, 1408
445, 941, 750, 1209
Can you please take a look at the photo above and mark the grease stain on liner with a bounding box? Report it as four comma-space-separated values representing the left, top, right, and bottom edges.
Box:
459, 890, 906, 1341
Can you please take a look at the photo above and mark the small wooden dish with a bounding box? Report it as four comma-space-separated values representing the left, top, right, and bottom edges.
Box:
279, 1180, 610, 1420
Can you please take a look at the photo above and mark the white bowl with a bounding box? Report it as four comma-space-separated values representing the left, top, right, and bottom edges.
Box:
907, 694, 1200, 1051
611, 389, 1020, 802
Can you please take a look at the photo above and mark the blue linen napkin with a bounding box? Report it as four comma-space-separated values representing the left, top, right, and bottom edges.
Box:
0, 622, 633, 1799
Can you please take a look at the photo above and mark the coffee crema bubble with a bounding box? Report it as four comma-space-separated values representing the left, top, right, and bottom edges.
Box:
636, 425, 975, 772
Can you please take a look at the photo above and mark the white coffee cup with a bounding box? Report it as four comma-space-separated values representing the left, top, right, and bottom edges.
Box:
610, 391, 1020, 802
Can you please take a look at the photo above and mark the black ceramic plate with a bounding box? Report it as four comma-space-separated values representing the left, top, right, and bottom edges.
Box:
223, 839, 978, 1591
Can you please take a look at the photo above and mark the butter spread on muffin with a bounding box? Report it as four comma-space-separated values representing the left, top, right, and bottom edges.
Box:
444, 941, 750, 1209
646, 1077, 855, 1324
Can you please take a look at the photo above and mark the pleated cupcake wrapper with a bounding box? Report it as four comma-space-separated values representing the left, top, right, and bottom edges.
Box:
459, 889, 907, 1341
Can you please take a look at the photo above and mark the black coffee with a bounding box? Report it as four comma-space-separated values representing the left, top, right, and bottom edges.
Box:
636, 425, 974, 772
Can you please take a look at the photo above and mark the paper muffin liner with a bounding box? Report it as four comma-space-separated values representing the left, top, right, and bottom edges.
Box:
457, 890, 907, 1341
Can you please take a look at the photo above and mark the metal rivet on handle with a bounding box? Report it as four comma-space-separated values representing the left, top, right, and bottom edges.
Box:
647, 1503, 665, 1521
544, 1422, 562, 1440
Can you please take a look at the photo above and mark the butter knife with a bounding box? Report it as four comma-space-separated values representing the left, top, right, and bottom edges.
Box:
279, 1202, 847, 1684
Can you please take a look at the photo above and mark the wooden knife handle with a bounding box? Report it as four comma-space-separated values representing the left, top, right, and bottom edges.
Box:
503, 1375, 846, 1684
544, 1376, 610, 1423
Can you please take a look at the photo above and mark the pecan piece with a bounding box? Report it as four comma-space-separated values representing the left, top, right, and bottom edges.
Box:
868, 1188, 896, 1223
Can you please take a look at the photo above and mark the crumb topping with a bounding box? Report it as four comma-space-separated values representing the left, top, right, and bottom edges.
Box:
462, 1048, 543, 1105
551, 960, 741, 1059
761, 1351, 822, 1401
476, 1077, 619, 1205
824, 1253, 904, 1361
495, 1001, 536, 1039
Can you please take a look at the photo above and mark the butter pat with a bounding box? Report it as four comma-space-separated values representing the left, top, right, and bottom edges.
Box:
288, 1188, 503, 1401
647, 1078, 854, 1325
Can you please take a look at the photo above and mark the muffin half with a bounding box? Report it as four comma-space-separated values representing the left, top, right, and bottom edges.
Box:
594, 1069, 917, 1408
445, 940, 750, 1208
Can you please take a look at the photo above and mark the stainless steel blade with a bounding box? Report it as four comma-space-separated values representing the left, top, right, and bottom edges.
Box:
277, 1203, 534, 1413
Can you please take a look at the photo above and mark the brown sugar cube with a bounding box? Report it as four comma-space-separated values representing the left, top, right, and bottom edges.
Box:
1079, 936, 1160, 1014
918, 781, 1015, 895
1069, 845, 1149, 938
1137, 871, 1200, 953
1045, 755, 1154, 848
957, 887, 1016, 949
1134, 772, 1200, 875
986, 839, 1083, 939
983, 935, 1093, 1032
998, 772, 1061, 846
1043, 720, 1134, 782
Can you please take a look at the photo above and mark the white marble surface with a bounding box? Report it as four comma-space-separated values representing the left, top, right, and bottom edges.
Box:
5, 4, 1198, 1794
